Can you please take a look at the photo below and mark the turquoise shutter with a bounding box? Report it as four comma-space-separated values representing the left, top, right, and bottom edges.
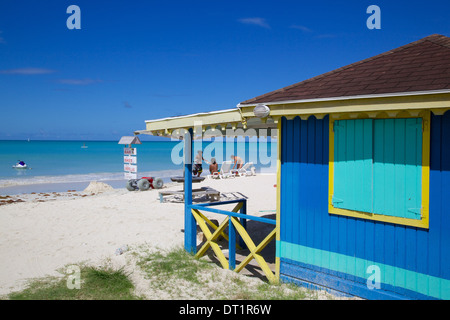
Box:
333, 119, 373, 213
373, 118, 422, 220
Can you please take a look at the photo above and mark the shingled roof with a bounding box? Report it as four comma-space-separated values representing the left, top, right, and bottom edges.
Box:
240, 34, 450, 105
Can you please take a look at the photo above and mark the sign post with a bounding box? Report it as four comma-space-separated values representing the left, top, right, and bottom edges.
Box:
118, 136, 142, 180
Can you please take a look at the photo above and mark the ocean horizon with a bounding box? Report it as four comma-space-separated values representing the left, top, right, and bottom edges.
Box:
0, 139, 277, 194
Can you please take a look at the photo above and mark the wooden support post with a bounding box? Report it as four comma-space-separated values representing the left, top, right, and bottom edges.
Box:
184, 128, 196, 254
239, 199, 247, 249
228, 217, 236, 270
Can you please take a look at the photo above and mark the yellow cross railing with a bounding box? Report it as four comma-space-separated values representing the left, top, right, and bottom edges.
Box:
189, 199, 277, 284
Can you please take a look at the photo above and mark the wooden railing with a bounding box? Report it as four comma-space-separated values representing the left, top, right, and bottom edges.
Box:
189, 199, 277, 283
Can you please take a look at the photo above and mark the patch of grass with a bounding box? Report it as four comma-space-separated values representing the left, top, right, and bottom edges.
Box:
137, 247, 214, 285
7, 266, 140, 300
5, 247, 342, 300
136, 246, 326, 300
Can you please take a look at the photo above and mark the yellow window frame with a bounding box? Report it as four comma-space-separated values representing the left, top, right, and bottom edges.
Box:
328, 110, 430, 229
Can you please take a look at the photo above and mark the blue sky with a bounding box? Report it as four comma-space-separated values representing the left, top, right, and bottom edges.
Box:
0, 0, 449, 141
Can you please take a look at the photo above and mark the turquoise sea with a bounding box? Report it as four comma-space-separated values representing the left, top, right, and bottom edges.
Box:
0, 140, 277, 194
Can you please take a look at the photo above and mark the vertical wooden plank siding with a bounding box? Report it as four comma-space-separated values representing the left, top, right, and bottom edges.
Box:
278, 113, 450, 300
438, 112, 450, 286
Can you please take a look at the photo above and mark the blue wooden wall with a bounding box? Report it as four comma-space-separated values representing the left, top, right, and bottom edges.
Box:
277, 112, 450, 300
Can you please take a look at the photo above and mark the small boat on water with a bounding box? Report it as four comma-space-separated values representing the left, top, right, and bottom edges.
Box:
12, 160, 29, 169
81, 143, 88, 148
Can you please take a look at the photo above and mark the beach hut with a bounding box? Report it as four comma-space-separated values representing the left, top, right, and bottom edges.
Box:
136, 34, 450, 299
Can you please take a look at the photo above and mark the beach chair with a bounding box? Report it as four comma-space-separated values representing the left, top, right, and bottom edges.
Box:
207, 172, 220, 179
233, 162, 256, 177
218, 161, 235, 179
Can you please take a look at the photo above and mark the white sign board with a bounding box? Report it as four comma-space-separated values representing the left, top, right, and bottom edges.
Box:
124, 156, 137, 164
124, 164, 137, 173
123, 147, 137, 180
124, 147, 137, 156
124, 172, 137, 180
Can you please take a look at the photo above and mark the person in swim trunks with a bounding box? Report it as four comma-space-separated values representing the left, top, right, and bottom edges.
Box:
193, 150, 204, 177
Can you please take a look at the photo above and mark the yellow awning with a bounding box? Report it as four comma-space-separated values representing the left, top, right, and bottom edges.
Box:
136, 108, 277, 138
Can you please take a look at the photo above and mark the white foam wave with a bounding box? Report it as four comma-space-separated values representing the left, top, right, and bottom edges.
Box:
0, 169, 183, 188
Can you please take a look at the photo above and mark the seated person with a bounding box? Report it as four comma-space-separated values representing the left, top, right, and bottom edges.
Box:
209, 158, 218, 174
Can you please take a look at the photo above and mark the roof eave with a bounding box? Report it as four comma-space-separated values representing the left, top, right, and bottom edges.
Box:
239, 89, 450, 107
238, 90, 450, 120
136, 90, 450, 137
139, 108, 246, 136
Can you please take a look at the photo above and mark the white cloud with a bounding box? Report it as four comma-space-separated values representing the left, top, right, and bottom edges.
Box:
57, 78, 103, 85
0, 67, 56, 75
238, 17, 270, 29
290, 25, 312, 33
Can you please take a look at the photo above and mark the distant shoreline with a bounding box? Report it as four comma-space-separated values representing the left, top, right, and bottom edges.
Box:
0, 179, 128, 196
0, 169, 277, 195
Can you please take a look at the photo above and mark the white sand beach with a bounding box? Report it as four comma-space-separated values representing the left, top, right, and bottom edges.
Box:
0, 174, 279, 296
